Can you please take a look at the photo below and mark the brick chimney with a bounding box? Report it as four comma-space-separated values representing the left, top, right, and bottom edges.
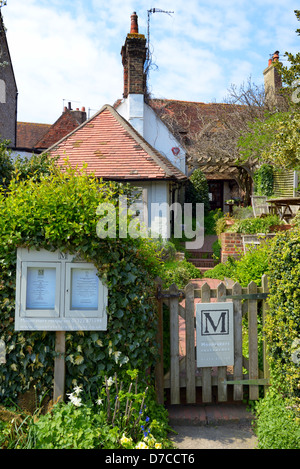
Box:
119, 12, 147, 136
63, 102, 87, 124
263, 51, 282, 106
121, 12, 147, 98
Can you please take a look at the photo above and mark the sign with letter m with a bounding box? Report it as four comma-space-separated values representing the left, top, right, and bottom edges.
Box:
196, 303, 234, 367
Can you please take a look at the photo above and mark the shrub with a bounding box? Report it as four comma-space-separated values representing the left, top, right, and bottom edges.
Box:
1, 371, 174, 449
0, 165, 163, 404
254, 384, 300, 449
229, 214, 280, 234
253, 163, 274, 197
160, 258, 201, 289
264, 228, 300, 398
205, 242, 271, 287
0, 139, 13, 189
204, 257, 237, 281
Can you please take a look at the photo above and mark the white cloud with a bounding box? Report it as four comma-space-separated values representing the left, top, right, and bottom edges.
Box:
2, 0, 300, 123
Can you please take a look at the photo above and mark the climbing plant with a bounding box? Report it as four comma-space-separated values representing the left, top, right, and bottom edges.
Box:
0, 165, 163, 403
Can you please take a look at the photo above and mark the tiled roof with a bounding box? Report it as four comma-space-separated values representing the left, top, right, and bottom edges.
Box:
47, 104, 187, 182
16, 122, 51, 150
149, 99, 245, 178
35, 109, 86, 149
149, 99, 240, 136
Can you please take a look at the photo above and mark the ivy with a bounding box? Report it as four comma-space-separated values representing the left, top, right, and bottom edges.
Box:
0, 165, 162, 404
265, 228, 300, 399
253, 163, 274, 197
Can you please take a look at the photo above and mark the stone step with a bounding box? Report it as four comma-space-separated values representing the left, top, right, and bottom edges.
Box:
186, 251, 214, 259
187, 258, 217, 268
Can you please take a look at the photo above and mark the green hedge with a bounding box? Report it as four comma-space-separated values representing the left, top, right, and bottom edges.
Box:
0, 166, 163, 404
264, 229, 300, 398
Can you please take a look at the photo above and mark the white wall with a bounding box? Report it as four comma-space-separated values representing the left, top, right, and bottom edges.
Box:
143, 104, 186, 175
128, 180, 171, 239
117, 97, 187, 175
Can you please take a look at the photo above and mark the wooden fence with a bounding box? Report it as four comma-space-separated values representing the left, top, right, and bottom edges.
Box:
155, 275, 271, 405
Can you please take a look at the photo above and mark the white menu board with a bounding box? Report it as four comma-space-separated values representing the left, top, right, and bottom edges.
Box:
71, 268, 99, 310
26, 267, 56, 309
15, 248, 108, 331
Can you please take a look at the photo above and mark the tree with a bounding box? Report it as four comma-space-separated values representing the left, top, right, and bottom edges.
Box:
152, 78, 283, 205
239, 10, 300, 170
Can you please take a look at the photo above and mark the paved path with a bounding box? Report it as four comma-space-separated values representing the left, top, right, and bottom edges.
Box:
167, 404, 258, 450
169, 423, 258, 449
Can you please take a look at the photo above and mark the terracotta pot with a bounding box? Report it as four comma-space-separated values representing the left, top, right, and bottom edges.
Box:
270, 224, 291, 232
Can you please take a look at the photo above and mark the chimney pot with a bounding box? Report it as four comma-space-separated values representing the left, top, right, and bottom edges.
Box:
130, 11, 138, 34
81, 106, 85, 112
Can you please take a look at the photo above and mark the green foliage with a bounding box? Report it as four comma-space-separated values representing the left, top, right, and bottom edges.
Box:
0, 165, 163, 403
1, 371, 173, 449
204, 209, 224, 235
261, 112, 300, 170
185, 168, 210, 213
160, 258, 201, 289
264, 228, 300, 398
254, 385, 300, 449
274, 11, 300, 88
13, 152, 59, 182
204, 256, 237, 281
239, 11, 300, 171
229, 214, 280, 234
205, 242, 270, 287
253, 163, 274, 197
0, 139, 13, 189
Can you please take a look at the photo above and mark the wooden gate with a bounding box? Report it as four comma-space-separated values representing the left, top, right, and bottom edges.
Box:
155, 275, 271, 405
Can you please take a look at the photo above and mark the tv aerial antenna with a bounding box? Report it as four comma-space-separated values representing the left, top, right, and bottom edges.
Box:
146, 8, 174, 69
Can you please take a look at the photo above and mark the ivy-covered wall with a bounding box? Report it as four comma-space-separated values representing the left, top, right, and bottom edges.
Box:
0, 166, 162, 404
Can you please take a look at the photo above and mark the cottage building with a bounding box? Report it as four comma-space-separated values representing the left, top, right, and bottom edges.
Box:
46, 103, 186, 238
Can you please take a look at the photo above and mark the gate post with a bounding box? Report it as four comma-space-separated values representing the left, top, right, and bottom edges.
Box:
169, 283, 180, 404
185, 282, 196, 403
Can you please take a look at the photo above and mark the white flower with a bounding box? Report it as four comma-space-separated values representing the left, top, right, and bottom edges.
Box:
107, 376, 114, 387
67, 392, 82, 407
96, 398, 103, 405
73, 385, 83, 395
113, 351, 121, 363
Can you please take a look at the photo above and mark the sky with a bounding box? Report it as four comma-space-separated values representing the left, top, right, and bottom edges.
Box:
2, 0, 300, 124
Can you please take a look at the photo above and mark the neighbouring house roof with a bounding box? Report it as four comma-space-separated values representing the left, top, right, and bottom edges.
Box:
34, 108, 87, 150
16, 122, 51, 151
16, 107, 87, 153
46, 104, 187, 182
149, 99, 244, 179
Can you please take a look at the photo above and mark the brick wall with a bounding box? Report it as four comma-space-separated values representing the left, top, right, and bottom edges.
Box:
220, 232, 243, 263
121, 35, 146, 97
